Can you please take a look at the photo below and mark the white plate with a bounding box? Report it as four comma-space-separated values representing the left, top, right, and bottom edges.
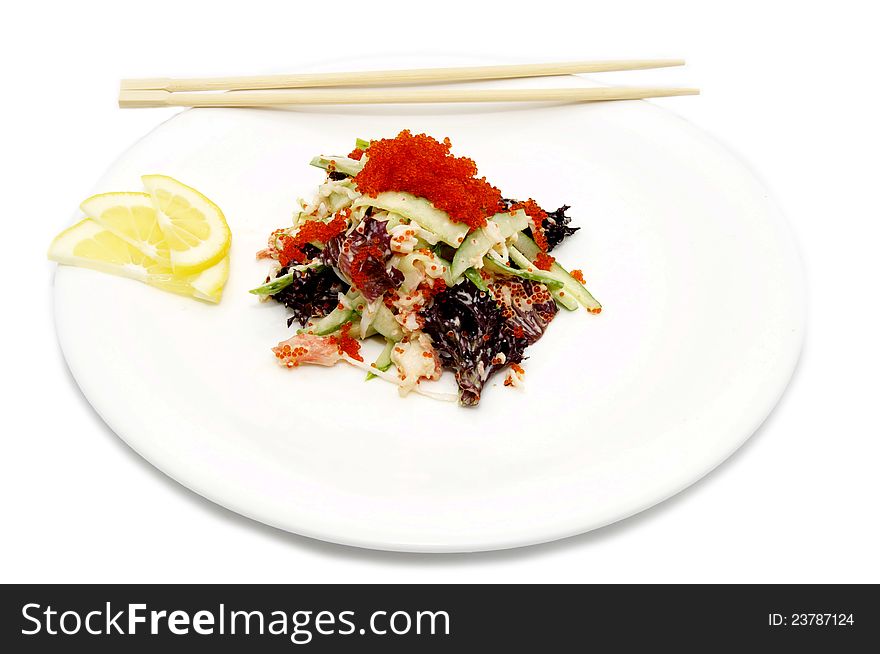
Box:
54, 79, 804, 552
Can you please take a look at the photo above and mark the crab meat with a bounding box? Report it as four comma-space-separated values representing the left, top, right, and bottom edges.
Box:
389, 224, 419, 254
272, 333, 345, 368
390, 332, 442, 396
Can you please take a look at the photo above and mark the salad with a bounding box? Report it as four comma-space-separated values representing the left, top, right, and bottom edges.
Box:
252, 131, 601, 405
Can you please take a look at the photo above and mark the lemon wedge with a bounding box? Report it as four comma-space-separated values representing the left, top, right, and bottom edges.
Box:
142, 175, 231, 275
190, 255, 230, 303
48, 218, 228, 303
80, 192, 169, 261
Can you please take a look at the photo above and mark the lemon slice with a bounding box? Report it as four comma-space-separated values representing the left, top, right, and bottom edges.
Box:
48, 218, 227, 303
142, 175, 231, 275
190, 255, 230, 303
49, 218, 171, 279
80, 192, 169, 261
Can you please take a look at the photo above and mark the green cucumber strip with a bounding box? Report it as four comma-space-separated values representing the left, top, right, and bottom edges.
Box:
302, 288, 361, 334
449, 209, 528, 280
452, 230, 493, 279
370, 304, 404, 341
510, 234, 602, 311
551, 288, 579, 310
464, 267, 489, 292
353, 192, 469, 247
303, 307, 353, 336
355, 137, 371, 151
485, 251, 574, 309
365, 338, 395, 381
347, 288, 365, 307
309, 155, 364, 177
248, 263, 323, 296
507, 244, 539, 270
384, 212, 407, 230
481, 256, 564, 290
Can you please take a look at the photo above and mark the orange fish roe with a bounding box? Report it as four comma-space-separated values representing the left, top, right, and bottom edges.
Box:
275, 343, 310, 365
348, 243, 387, 291
418, 277, 447, 301
278, 210, 349, 266
348, 147, 365, 161
353, 130, 504, 230
570, 269, 585, 284
534, 252, 556, 271
332, 322, 363, 361
503, 363, 526, 387
510, 199, 549, 251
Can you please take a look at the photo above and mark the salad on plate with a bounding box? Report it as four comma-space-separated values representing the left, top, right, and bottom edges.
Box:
252, 131, 600, 405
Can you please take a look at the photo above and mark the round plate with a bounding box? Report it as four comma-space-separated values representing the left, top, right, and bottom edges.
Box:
54, 79, 804, 552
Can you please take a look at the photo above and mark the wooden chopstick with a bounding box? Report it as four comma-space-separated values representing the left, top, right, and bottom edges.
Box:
119, 86, 699, 109
120, 59, 685, 92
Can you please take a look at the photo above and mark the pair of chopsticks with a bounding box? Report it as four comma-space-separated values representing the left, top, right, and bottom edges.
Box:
119, 59, 698, 108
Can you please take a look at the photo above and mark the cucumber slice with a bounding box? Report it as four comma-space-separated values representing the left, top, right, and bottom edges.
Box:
464, 268, 489, 291
357, 298, 402, 341
481, 256, 564, 290
498, 248, 576, 309
304, 307, 353, 336
510, 233, 602, 312
551, 288, 579, 311
353, 192, 469, 247
248, 263, 323, 296
298, 288, 361, 335
450, 209, 528, 280
384, 212, 408, 231
309, 155, 364, 177
365, 338, 395, 381
354, 137, 371, 151
370, 304, 404, 341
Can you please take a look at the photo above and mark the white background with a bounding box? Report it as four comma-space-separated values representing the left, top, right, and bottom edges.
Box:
2, 0, 878, 583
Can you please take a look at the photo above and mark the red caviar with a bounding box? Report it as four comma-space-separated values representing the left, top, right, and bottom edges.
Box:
348, 243, 387, 291
510, 199, 549, 251
353, 130, 503, 230
331, 323, 363, 361
570, 269, 585, 284
278, 210, 349, 266
418, 278, 447, 300
534, 252, 556, 271
504, 363, 525, 387
348, 147, 365, 161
